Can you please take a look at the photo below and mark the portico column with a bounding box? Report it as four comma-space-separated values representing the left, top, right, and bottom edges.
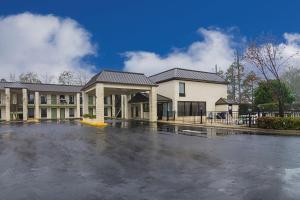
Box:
34, 91, 40, 119
5, 88, 10, 121
140, 103, 144, 119
149, 87, 157, 122
111, 95, 116, 118
121, 95, 125, 119
76, 93, 80, 118
82, 91, 88, 115
22, 88, 28, 121
95, 83, 105, 122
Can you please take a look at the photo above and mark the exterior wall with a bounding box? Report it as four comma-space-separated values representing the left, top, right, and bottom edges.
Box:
157, 80, 227, 119
215, 104, 228, 112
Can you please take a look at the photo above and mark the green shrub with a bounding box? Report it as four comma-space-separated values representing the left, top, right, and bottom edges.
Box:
83, 114, 96, 119
257, 116, 300, 130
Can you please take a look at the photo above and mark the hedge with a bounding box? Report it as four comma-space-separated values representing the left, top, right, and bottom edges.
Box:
257, 117, 300, 130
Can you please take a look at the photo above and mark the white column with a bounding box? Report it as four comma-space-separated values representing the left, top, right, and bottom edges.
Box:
76, 93, 80, 118
121, 95, 125, 119
111, 95, 116, 118
22, 88, 28, 121
5, 88, 10, 121
140, 103, 144, 119
95, 83, 105, 122
34, 91, 40, 119
149, 87, 157, 122
124, 95, 128, 119
57, 108, 61, 119
47, 108, 51, 119
82, 91, 88, 115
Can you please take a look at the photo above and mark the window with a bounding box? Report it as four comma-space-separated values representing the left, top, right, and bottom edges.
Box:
28, 94, 35, 104
143, 103, 149, 112
69, 108, 75, 117
28, 108, 34, 118
179, 82, 185, 97
104, 107, 108, 116
80, 95, 83, 104
80, 108, 83, 117
88, 96, 93, 105
88, 108, 93, 115
41, 108, 47, 118
40, 95, 47, 104
177, 101, 206, 116
69, 95, 74, 104
60, 95, 66, 104
51, 95, 57, 104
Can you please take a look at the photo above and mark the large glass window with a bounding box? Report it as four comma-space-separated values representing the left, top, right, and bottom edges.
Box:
69, 95, 74, 104
177, 101, 206, 116
41, 108, 47, 118
40, 95, 47, 104
69, 108, 75, 117
179, 82, 185, 97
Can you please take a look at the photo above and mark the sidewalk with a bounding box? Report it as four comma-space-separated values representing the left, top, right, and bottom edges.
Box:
158, 120, 300, 136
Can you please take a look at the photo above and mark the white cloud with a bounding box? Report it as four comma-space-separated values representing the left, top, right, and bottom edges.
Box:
0, 12, 96, 82
123, 28, 236, 75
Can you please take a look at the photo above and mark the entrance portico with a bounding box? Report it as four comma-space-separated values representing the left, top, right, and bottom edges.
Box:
81, 70, 158, 123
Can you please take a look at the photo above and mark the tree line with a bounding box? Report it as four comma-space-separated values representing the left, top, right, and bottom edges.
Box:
0, 71, 90, 86
217, 35, 300, 117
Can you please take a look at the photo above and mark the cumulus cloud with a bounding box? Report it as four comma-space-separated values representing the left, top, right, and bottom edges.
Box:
123, 28, 237, 75
0, 12, 96, 82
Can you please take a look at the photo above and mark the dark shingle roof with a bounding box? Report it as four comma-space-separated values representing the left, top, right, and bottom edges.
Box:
149, 68, 227, 84
0, 82, 82, 93
215, 98, 239, 105
128, 92, 172, 103
82, 70, 156, 90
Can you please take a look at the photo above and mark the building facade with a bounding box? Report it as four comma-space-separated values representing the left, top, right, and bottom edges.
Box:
0, 68, 234, 123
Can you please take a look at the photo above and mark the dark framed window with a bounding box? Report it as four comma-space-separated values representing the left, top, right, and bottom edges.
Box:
41, 108, 47, 118
28, 108, 34, 118
80, 108, 83, 117
178, 101, 206, 116
69, 95, 74, 104
69, 108, 75, 117
40, 95, 47, 104
80, 95, 82, 104
143, 103, 149, 112
179, 82, 185, 97
28, 94, 34, 104
60, 95, 66, 104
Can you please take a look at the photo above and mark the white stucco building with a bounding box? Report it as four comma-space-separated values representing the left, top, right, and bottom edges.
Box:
0, 68, 237, 123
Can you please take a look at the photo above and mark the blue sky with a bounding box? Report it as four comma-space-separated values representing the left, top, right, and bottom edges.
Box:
1, 0, 300, 79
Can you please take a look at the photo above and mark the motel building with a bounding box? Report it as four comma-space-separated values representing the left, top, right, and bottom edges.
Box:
0, 68, 237, 123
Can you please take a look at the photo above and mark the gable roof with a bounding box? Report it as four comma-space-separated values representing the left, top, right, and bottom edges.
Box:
215, 98, 239, 105
128, 92, 172, 103
149, 68, 227, 84
0, 82, 82, 93
82, 70, 157, 90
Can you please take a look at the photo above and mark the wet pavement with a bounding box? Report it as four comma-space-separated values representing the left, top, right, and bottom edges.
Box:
0, 120, 300, 200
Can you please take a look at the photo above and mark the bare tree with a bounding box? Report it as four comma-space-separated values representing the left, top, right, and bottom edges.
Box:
75, 71, 90, 86
58, 71, 76, 85
19, 72, 42, 83
40, 73, 55, 84
244, 36, 297, 116
9, 73, 16, 82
